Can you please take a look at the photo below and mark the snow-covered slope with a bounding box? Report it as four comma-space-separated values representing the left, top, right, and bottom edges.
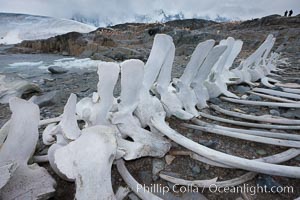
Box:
0, 13, 97, 44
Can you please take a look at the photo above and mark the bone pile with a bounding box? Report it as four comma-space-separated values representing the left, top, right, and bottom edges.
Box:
0, 33, 300, 200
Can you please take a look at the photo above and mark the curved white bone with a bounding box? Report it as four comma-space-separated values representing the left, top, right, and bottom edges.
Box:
190, 119, 300, 141
198, 111, 300, 130
211, 104, 300, 125
221, 96, 300, 108
116, 159, 163, 200
151, 112, 300, 178
184, 123, 300, 148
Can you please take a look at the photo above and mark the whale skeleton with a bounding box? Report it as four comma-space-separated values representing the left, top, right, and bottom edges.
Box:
0, 33, 300, 199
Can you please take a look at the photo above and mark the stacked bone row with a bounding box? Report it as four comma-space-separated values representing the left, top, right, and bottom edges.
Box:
1, 33, 299, 200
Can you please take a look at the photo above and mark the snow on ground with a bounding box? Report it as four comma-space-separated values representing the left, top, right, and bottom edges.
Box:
0, 13, 97, 45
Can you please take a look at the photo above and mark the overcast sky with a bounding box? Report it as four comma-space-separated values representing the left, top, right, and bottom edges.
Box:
0, 0, 299, 24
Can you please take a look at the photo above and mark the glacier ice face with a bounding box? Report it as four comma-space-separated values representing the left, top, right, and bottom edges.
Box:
0, 13, 97, 45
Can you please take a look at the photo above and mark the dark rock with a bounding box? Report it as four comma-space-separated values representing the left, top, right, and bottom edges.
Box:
199, 139, 218, 149
30, 91, 59, 107
234, 85, 250, 95
91, 53, 115, 62
148, 27, 161, 36
269, 109, 280, 116
152, 158, 165, 181
281, 109, 300, 119
257, 175, 282, 192
138, 171, 152, 185
209, 98, 222, 105
48, 66, 68, 74
79, 50, 94, 58
247, 94, 262, 101
191, 165, 201, 174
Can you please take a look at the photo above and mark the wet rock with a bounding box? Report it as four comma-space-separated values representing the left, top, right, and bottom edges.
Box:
30, 91, 59, 107
48, 66, 68, 74
270, 109, 280, 117
0, 74, 41, 104
247, 94, 262, 101
152, 159, 165, 181
257, 175, 282, 192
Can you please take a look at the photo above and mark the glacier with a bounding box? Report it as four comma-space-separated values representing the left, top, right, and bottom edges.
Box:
0, 13, 97, 45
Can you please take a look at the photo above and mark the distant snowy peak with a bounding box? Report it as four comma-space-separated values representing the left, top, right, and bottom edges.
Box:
72, 9, 234, 27
0, 13, 97, 44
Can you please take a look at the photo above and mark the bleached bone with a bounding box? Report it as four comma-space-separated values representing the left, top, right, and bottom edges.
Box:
204, 37, 242, 98
198, 111, 300, 130
39, 116, 62, 126
192, 45, 227, 109
151, 112, 300, 178
159, 173, 218, 188
253, 88, 300, 100
0, 98, 56, 199
221, 96, 300, 108
165, 148, 300, 188
116, 159, 163, 200
112, 60, 170, 160
278, 87, 300, 94
76, 62, 120, 126
239, 34, 274, 71
211, 104, 300, 125
170, 148, 300, 169
247, 91, 297, 103
174, 39, 215, 115
55, 125, 117, 200
183, 123, 300, 148
275, 82, 300, 89
190, 119, 300, 141
155, 36, 194, 119
160, 172, 254, 188
134, 34, 171, 127
231, 34, 276, 84
43, 94, 81, 181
